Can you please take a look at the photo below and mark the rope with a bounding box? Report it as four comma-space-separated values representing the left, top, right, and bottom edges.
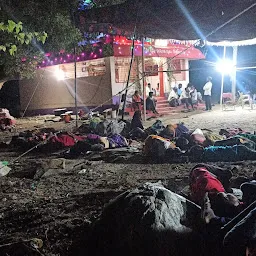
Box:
21, 68, 46, 118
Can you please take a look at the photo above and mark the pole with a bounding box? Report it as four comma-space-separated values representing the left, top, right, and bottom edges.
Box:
232, 46, 238, 102
74, 46, 78, 127
142, 38, 146, 121
220, 45, 226, 110
121, 32, 136, 120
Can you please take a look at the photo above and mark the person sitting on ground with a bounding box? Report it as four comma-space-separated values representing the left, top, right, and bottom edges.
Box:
132, 90, 143, 111
167, 87, 179, 107
177, 83, 183, 99
129, 110, 147, 140
146, 92, 159, 114
190, 85, 198, 106
180, 86, 194, 110
197, 91, 203, 103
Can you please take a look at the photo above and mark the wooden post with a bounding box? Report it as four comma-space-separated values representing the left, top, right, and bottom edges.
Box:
232, 46, 238, 102
74, 46, 78, 127
159, 64, 164, 97
142, 38, 147, 121
220, 45, 226, 110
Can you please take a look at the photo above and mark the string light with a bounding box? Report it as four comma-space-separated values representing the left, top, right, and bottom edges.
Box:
36, 35, 201, 69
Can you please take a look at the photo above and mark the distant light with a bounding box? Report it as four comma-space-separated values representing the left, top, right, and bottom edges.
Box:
55, 68, 65, 80
216, 59, 235, 74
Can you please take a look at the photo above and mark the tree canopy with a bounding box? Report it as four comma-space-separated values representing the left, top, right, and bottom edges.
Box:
0, 0, 127, 80
0, 0, 83, 79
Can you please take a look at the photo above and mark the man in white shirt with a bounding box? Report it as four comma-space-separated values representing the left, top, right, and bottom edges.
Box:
203, 76, 213, 111
146, 83, 152, 97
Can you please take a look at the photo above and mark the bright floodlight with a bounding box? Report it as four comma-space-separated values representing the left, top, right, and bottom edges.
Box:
216, 59, 235, 74
55, 69, 65, 80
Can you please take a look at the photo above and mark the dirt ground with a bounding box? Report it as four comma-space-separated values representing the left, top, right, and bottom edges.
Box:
0, 106, 256, 255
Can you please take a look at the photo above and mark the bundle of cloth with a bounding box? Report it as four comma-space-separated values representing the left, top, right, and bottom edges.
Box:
11, 128, 128, 155
0, 108, 16, 131
68, 133, 128, 158
11, 129, 86, 150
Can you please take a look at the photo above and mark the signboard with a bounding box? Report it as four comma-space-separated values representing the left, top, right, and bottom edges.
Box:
114, 44, 205, 60
53, 58, 106, 79
114, 57, 137, 83
145, 64, 158, 76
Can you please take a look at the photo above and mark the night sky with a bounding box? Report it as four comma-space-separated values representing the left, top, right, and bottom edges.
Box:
190, 45, 256, 103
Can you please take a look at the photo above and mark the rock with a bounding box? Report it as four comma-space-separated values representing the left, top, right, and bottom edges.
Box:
48, 158, 66, 169
42, 169, 69, 178
91, 183, 202, 256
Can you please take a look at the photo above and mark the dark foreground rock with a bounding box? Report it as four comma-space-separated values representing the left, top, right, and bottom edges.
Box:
89, 183, 205, 256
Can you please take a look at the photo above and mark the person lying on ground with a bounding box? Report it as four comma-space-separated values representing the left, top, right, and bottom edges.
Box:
189, 144, 256, 163
202, 193, 256, 256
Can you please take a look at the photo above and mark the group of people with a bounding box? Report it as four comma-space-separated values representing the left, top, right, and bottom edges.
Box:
168, 83, 200, 110
167, 76, 213, 111
131, 76, 213, 114
132, 83, 159, 114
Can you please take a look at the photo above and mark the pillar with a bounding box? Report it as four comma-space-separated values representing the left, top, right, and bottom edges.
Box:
159, 65, 164, 97
231, 46, 238, 101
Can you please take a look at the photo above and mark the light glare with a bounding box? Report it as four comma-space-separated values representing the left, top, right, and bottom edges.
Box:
55, 68, 65, 80
216, 59, 235, 74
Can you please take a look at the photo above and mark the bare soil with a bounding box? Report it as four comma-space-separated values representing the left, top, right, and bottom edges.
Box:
0, 107, 255, 255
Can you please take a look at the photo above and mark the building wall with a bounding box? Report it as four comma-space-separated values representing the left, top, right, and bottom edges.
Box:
110, 56, 138, 105
110, 57, 190, 102
170, 59, 189, 90
19, 57, 112, 113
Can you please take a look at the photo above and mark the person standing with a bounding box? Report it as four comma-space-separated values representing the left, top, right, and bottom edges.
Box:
146, 83, 152, 97
132, 90, 143, 111
203, 76, 213, 111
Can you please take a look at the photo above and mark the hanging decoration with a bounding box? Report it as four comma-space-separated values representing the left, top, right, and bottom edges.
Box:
36, 33, 114, 68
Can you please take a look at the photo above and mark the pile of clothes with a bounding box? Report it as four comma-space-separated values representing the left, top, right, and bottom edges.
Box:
9, 110, 256, 163
0, 108, 16, 131
11, 119, 129, 157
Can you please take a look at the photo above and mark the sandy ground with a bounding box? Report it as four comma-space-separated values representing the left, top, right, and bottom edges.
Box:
0, 106, 255, 255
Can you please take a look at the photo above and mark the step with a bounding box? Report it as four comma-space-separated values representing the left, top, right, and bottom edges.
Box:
155, 97, 166, 100
156, 100, 169, 104
156, 103, 170, 107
